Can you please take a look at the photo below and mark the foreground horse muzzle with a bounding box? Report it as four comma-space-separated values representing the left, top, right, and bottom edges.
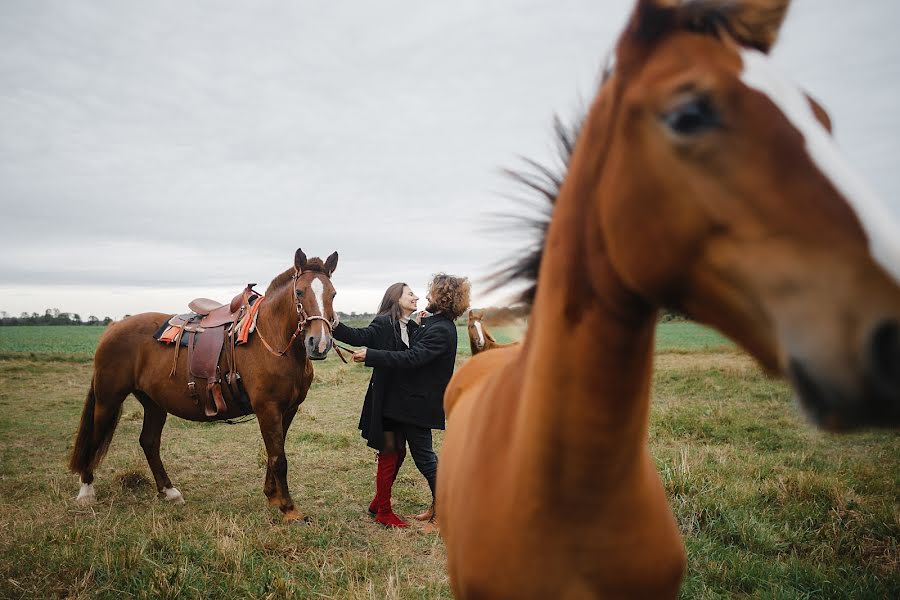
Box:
305, 332, 333, 360
788, 319, 900, 431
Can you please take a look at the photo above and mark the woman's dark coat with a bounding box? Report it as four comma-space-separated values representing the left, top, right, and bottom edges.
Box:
332, 315, 417, 450
364, 313, 457, 430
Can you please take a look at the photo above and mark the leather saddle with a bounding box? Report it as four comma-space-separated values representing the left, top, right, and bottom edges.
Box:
167, 284, 257, 417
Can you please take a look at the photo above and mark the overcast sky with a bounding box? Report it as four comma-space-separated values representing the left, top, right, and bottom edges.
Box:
1, 0, 898, 319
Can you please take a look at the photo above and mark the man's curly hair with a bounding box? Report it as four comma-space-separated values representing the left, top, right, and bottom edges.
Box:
428, 273, 471, 320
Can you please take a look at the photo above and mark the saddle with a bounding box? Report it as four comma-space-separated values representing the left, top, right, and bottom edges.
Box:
163, 284, 260, 418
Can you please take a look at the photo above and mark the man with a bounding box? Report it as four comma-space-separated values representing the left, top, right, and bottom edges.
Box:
352, 273, 470, 524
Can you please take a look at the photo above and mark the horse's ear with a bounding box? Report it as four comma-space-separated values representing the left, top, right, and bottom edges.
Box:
294, 248, 308, 272
324, 252, 339, 276
705, 0, 791, 54
620, 0, 791, 55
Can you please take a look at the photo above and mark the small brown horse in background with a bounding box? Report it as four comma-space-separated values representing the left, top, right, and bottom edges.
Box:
439, 0, 900, 597
69, 248, 339, 523
467, 310, 518, 355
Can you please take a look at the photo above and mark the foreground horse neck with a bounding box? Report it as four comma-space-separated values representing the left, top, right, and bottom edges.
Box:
516, 255, 658, 503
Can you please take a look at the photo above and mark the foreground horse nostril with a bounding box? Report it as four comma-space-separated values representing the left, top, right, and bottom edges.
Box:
869, 320, 900, 391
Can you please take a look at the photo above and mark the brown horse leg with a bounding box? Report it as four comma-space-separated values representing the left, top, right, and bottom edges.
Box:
69, 379, 127, 504
263, 403, 299, 503
257, 408, 303, 523
134, 392, 184, 505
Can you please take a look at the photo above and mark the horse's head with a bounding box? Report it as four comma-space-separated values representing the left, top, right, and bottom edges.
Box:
573, 0, 900, 430
468, 310, 486, 350
293, 248, 339, 360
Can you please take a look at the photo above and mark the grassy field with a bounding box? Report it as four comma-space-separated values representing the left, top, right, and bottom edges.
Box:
0, 324, 897, 599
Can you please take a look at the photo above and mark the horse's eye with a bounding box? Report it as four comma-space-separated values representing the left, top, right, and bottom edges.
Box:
662, 96, 720, 136
296, 289, 304, 297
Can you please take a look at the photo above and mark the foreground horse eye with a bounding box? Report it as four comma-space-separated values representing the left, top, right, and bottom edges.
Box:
662, 96, 720, 136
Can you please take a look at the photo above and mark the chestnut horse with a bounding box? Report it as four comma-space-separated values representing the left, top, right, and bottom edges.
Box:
439, 1, 900, 597
467, 310, 518, 355
69, 249, 339, 523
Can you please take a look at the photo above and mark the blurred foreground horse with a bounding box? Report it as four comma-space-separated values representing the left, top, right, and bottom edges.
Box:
69, 249, 340, 523
439, 0, 900, 597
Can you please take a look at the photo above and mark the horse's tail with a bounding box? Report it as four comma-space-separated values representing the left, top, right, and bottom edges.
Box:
69, 379, 98, 476
69, 377, 123, 478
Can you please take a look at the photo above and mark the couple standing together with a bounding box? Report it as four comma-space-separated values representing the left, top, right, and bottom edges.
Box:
333, 273, 470, 528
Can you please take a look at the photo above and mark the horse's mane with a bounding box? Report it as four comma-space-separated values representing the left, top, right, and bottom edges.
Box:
485, 107, 586, 307
265, 258, 328, 296
489, 1, 761, 308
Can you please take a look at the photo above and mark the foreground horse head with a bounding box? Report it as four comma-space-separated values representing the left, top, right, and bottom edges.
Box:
439, 0, 900, 597
293, 249, 339, 360
594, 0, 900, 430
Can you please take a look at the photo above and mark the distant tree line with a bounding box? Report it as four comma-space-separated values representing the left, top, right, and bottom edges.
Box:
0, 308, 113, 326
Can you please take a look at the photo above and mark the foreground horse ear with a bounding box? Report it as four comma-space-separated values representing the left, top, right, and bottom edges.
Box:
294, 248, 308, 272
324, 252, 339, 276
622, 0, 791, 54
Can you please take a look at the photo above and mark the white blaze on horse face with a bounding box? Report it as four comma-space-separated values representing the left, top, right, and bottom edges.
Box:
474, 321, 485, 348
739, 49, 900, 285
310, 276, 330, 353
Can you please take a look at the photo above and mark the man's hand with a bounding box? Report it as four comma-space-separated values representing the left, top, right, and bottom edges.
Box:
352, 348, 367, 363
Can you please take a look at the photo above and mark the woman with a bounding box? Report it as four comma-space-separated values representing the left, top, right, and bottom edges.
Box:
332, 282, 420, 528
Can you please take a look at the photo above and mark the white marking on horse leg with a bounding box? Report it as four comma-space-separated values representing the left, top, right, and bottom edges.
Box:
75, 480, 95, 504
474, 321, 485, 349
740, 49, 900, 285
161, 486, 185, 504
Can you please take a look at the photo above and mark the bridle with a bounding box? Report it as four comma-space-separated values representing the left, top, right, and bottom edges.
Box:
256, 269, 345, 360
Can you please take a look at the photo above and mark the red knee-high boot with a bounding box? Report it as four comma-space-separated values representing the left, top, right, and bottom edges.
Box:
369, 449, 405, 515
373, 452, 407, 528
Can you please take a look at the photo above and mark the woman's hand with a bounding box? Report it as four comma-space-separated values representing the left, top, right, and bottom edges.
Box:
352, 348, 367, 362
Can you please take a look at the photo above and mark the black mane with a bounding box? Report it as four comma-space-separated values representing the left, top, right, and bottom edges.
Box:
487, 115, 582, 307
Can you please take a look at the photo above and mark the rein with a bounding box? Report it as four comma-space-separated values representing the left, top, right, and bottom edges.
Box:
255, 269, 344, 361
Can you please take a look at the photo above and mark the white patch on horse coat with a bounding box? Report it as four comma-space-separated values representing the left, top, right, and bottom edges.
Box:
162, 486, 185, 504
740, 49, 900, 285
311, 277, 330, 353
76, 481, 95, 503
474, 321, 485, 349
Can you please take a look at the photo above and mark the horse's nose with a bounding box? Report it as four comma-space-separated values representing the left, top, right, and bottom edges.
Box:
867, 320, 900, 397
305, 334, 332, 359
306, 335, 323, 359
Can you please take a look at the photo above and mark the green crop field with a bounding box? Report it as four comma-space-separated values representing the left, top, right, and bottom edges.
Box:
0, 326, 105, 359
0, 322, 897, 598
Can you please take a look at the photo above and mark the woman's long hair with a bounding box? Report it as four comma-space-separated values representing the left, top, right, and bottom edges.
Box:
377, 282, 409, 323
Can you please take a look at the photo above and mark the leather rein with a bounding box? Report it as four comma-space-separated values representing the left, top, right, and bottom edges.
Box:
255, 269, 348, 363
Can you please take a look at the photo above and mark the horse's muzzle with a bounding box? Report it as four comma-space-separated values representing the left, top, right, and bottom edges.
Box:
305, 335, 333, 361
789, 319, 900, 431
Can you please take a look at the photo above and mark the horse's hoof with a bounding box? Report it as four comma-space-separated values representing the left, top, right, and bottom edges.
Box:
282, 510, 309, 525
74, 494, 96, 506
75, 483, 96, 505
159, 487, 185, 505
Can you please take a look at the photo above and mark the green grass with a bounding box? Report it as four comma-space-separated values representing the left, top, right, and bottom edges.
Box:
0, 325, 897, 598
0, 326, 104, 359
